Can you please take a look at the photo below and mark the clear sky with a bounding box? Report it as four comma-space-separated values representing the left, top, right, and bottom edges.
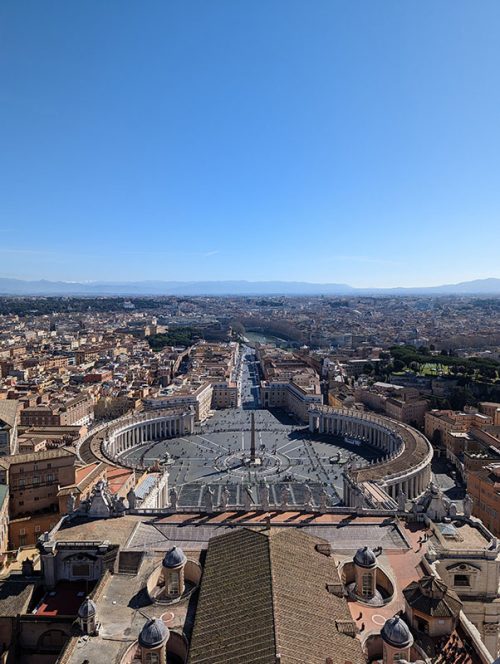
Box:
1, 1, 499, 287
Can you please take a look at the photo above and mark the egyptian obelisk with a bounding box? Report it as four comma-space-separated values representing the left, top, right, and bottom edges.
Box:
250, 412, 256, 462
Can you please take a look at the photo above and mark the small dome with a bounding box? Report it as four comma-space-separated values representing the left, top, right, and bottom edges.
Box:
353, 546, 377, 569
162, 546, 186, 569
78, 597, 97, 619
381, 616, 413, 648
138, 617, 169, 649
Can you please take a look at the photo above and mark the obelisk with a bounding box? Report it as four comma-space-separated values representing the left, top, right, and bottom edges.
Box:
250, 412, 256, 462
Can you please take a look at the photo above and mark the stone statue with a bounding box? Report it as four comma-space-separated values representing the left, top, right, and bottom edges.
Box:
169, 487, 178, 511
260, 483, 270, 511
88, 481, 112, 518
78, 498, 90, 514
303, 484, 313, 506
22, 558, 34, 576
280, 485, 290, 510
319, 488, 329, 513
204, 485, 215, 513
113, 496, 126, 515
411, 500, 419, 518
127, 488, 136, 510
66, 492, 76, 514
243, 486, 253, 512
464, 493, 474, 518
448, 502, 458, 518
220, 485, 230, 510
397, 490, 407, 512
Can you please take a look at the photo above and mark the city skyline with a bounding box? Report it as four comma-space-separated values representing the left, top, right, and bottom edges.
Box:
2, 1, 500, 287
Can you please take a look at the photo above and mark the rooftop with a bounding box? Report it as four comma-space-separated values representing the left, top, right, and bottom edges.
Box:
188, 527, 363, 664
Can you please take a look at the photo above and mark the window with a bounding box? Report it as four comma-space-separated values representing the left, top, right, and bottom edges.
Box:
362, 572, 373, 597
72, 563, 90, 577
168, 573, 180, 596
144, 653, 160, 664
34, 525, 41, 533
454, 574, 470, 587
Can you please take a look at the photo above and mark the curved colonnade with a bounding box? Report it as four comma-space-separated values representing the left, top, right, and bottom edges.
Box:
309, 406, 433, 501
99, 409, 195, 468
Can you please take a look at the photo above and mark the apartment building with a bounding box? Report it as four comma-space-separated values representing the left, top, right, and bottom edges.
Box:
20, 393, 94, 427
211, 381, 238, 409
425, 409, 492, 449
467, 463, 500, 537
479, 401, 500, 425
0, 449, 76, 548
144, 382, 213, 421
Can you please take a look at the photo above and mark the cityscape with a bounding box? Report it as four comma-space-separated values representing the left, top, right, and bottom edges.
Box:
0, 294, 499, 663
2, 1, 500, 663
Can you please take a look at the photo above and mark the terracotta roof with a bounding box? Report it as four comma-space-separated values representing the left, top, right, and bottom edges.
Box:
0, 447, 76, 469
188, 528, 364, 664
432, 626, 484, 664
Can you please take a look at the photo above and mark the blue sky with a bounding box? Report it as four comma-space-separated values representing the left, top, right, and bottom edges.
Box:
1, 1, 499, 287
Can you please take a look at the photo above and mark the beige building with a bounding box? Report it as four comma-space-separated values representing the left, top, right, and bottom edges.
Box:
466, 463, 500, 537
0, 449, 76, 548
20, 393, 94, 427
479, 402, 500, 426
210, 381, 238, 409
425, 409, 492, 450
144, 382, 213, 422
260, 378, 323, 422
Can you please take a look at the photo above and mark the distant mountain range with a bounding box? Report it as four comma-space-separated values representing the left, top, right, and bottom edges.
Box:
0, 277, 499, 296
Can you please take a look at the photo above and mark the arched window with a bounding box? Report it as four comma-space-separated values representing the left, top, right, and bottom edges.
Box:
362, 572, 374, 597
144, 651, 160, 664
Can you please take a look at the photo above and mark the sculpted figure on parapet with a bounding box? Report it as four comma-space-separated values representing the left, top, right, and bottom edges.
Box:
259, 483, 270, 511
397, 490, 407, 512
66, 492, 76, 514
319, 487, 329, 513
169, 486, 178, 511
280, 485, 290, 510
127, 487, 137, 509
464, 493, 474, 518
204, 485, 215, 512
220, 485, 230, 509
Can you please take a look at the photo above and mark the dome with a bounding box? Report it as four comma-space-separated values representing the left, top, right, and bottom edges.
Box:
162, 546, 187, 569
138, 617, 169, 649
381, 616, 413, 648
78, 597, 97, 619
353, 546, 377, 569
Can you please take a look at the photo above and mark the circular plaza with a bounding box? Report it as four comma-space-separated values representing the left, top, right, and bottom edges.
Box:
99, 408, 383, 509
